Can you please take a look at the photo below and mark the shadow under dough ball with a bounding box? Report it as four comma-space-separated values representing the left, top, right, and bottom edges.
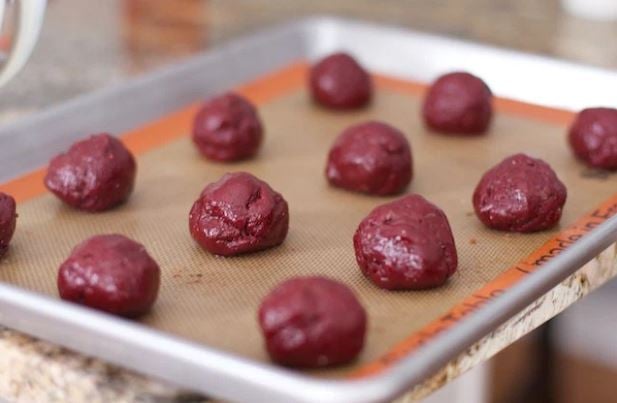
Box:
192, 92, 263, 162
568, 107, 617, 170
189, 172, 289, 256
44, 133, 137, 212
354, 194, 458, 290
422, 71, 493, 135
326, 121, 413, 196
309, 52, 373, 110
0, 192, 16, 258
258, 276, 367, 368
57, 234, 160, 318
473, 153, 567, 232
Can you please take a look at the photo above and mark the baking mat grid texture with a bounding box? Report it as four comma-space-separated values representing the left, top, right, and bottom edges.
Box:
0, 76, 614, 378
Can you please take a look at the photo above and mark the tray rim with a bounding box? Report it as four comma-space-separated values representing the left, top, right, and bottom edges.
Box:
1, 16, 617, 403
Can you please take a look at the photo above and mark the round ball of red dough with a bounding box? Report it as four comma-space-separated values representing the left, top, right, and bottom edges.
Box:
189, 172, 289, 256
258, 276, 367, 368
354, 194, 458, 290
473, 153, 567, 232
422, 72, 493, 135
309, 52, 372, 110
326, 121, 413, 195
568, 107, 617, 170
45, 133, 137, 212
192, 93, 263, 162
58, 234, 160, 317
0, 193, 16, 258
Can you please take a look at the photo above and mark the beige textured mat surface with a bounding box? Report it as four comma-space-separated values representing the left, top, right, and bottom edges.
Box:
1, 86, 614, 377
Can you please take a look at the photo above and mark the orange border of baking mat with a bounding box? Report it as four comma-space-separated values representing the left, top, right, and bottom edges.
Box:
1, 61, 614, 379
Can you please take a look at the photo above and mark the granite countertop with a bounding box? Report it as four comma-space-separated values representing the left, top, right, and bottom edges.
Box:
1, 0, 617, 402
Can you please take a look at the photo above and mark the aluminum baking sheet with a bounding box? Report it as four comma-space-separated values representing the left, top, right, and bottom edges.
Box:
1, 17, 617, 403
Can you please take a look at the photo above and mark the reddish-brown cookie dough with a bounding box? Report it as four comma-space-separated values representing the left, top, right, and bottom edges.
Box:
473, 153, 567, 232
192, 93, 263, 162
0, 193, 16, 258
354, 194, 457, 290
326, 121, 413, 195
57, 234, 160, 317
45, 133, 137, 212
309, 52, 372, 110
568, 107, 617, 170
422, 72, 493, 135
258, 276, 367, 368
189, 172, 289, 256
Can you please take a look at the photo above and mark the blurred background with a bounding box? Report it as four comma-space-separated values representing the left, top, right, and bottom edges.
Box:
3, 0, 617, 123
2, 1, 617, 402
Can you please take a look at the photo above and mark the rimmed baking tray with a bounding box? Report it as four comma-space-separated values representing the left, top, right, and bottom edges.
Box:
1, 17, 617, 403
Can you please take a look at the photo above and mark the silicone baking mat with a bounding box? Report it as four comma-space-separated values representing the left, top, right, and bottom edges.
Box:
1, 63, 615, 378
